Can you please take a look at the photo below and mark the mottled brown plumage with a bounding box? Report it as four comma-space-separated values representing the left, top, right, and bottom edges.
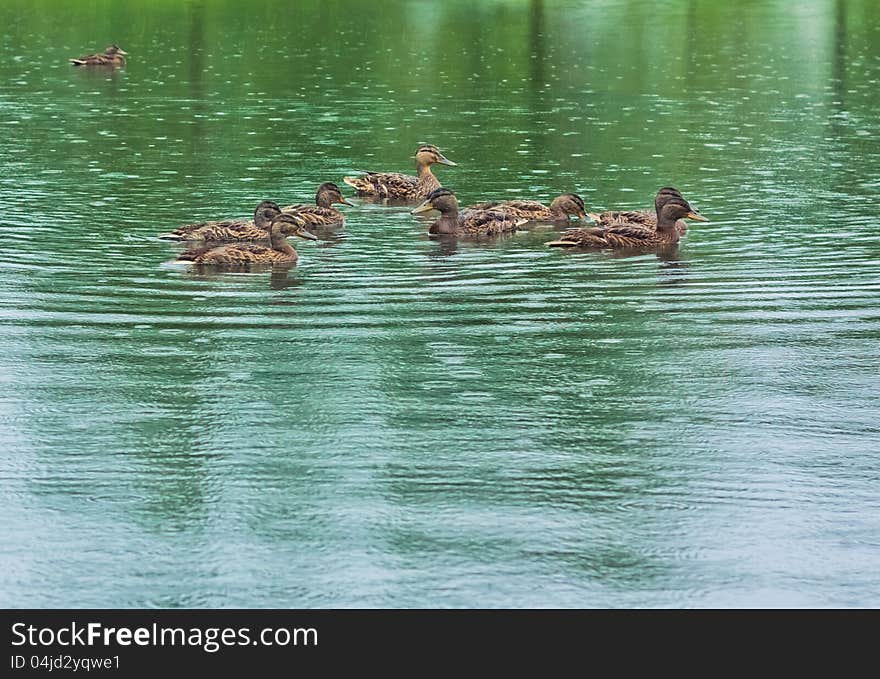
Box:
177, 214, 317, 266
158, 201, 283, 242
282, 182, 353, 227
588, 187, 691, 234
343, 145, 456, 200
70, 44, 127, 67
412, 188, 527, 237
546, 197, 708, 249
467, 193, 587, 223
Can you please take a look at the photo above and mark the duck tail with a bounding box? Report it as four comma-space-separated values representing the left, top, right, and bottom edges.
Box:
176, 246, 212, 262
156, 232, 184, 241
69, 59, 86, 66
343, 175, 373, 193
545, 239, 579, 248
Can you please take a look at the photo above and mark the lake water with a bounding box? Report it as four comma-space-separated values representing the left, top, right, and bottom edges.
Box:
1, 0, 878, 608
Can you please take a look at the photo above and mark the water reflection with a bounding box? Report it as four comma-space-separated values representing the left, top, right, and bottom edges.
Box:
1, 0, 879, 608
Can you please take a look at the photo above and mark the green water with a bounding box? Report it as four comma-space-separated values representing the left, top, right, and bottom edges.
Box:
1, 0, 878, 607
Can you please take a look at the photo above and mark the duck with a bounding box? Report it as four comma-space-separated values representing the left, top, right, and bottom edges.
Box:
282, 182, 352, 227
411, 188, 527, 237
177, 213, 317, 266
158, 200, 282, 242
588, 187, 692, 234
466, 193, 588, 224
70, 44, 127, 67
546, 197, 708, 249
344, 144, 456, 200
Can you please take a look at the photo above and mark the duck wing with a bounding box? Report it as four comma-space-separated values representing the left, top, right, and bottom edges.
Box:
158, 219, 264, 242
282, 205, 344, 227
343, 171, 419, 198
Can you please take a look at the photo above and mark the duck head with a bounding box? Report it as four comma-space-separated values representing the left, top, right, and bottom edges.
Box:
253, 200, 283, 228
550, 193, 588, 219
654, 186, 684, 213
658, 197, 709, 227
316, 182, 353, 207
411, 187, 458, 215
270, 213, 319, 241
414, 145, 457, 168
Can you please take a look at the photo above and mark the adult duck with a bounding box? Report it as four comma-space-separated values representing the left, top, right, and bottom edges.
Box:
70, 44, 127, 67
344, 144, 456, 200
466, 193, 587, 224
158, 201, 283, 242
588, 187, 694, 234
283, 182, 352, 227
411, 188, 527, 237
177, 214, 317, 266
546, 197, 707, 249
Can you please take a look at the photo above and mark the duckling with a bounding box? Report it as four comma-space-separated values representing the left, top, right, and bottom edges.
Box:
546, 197, 708, 249
466, 193, 587, 224
344, 145, 456, 200
70, 44, 127, 67
411, 188, 527, 237
158, 200, 282, 242
588, 187, 692, 234
282, 182, 352, 227
177, 214, 317, 266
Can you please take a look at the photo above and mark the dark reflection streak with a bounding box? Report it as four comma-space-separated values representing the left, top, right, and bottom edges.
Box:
186, 1, 207, 164
827, 0, 849, 195
527, 0, 550, 174
428, 234, 460, 258
685, 1, 697, 78
832, 0, 847, 108
529, 0, 545, 95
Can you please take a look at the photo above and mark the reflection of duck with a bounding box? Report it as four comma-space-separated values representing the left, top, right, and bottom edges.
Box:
177, 214, 317, 265
282, 182, 352, 227
158, 201, 282, 242
70, 44, 127, 67
344, 145, 456, 200
466, 193, 587, 224
546, 197, 707, 249
588, 187, 691, 234
412, 188, 527, 237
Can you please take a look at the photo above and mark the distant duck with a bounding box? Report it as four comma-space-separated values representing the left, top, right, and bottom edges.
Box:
158, 201, 283, 242
70, 44, 128, 67
466, 193, 588, 224
282, 182, 353, 228
344, 144, 457, 200
411, 188, 527, 237
546, 197, 708, 249
177, 214, 317, 266
588, 187, 691, 234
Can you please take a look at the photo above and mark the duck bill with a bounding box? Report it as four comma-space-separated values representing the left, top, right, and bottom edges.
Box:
338, 198, 354, 206
411, 200, 435, 215
687, 211, 709, 222
117, 49, 128, 55
436, 155, 457, 167
296, 229, 319, 241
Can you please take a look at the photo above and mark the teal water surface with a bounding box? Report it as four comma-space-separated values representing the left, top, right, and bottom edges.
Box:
1, 0, 879, 607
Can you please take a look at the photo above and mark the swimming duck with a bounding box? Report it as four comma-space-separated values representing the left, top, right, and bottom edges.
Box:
546, 197, 707, 249
466, 193, 588, 224
344, 145, 456, 200
588, 187, 692, 234
70, 44, 128, 67
282, 182, 352, 227
411, 188, 527, 237
158, 200, 282, 242
177, 214, 317, 266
